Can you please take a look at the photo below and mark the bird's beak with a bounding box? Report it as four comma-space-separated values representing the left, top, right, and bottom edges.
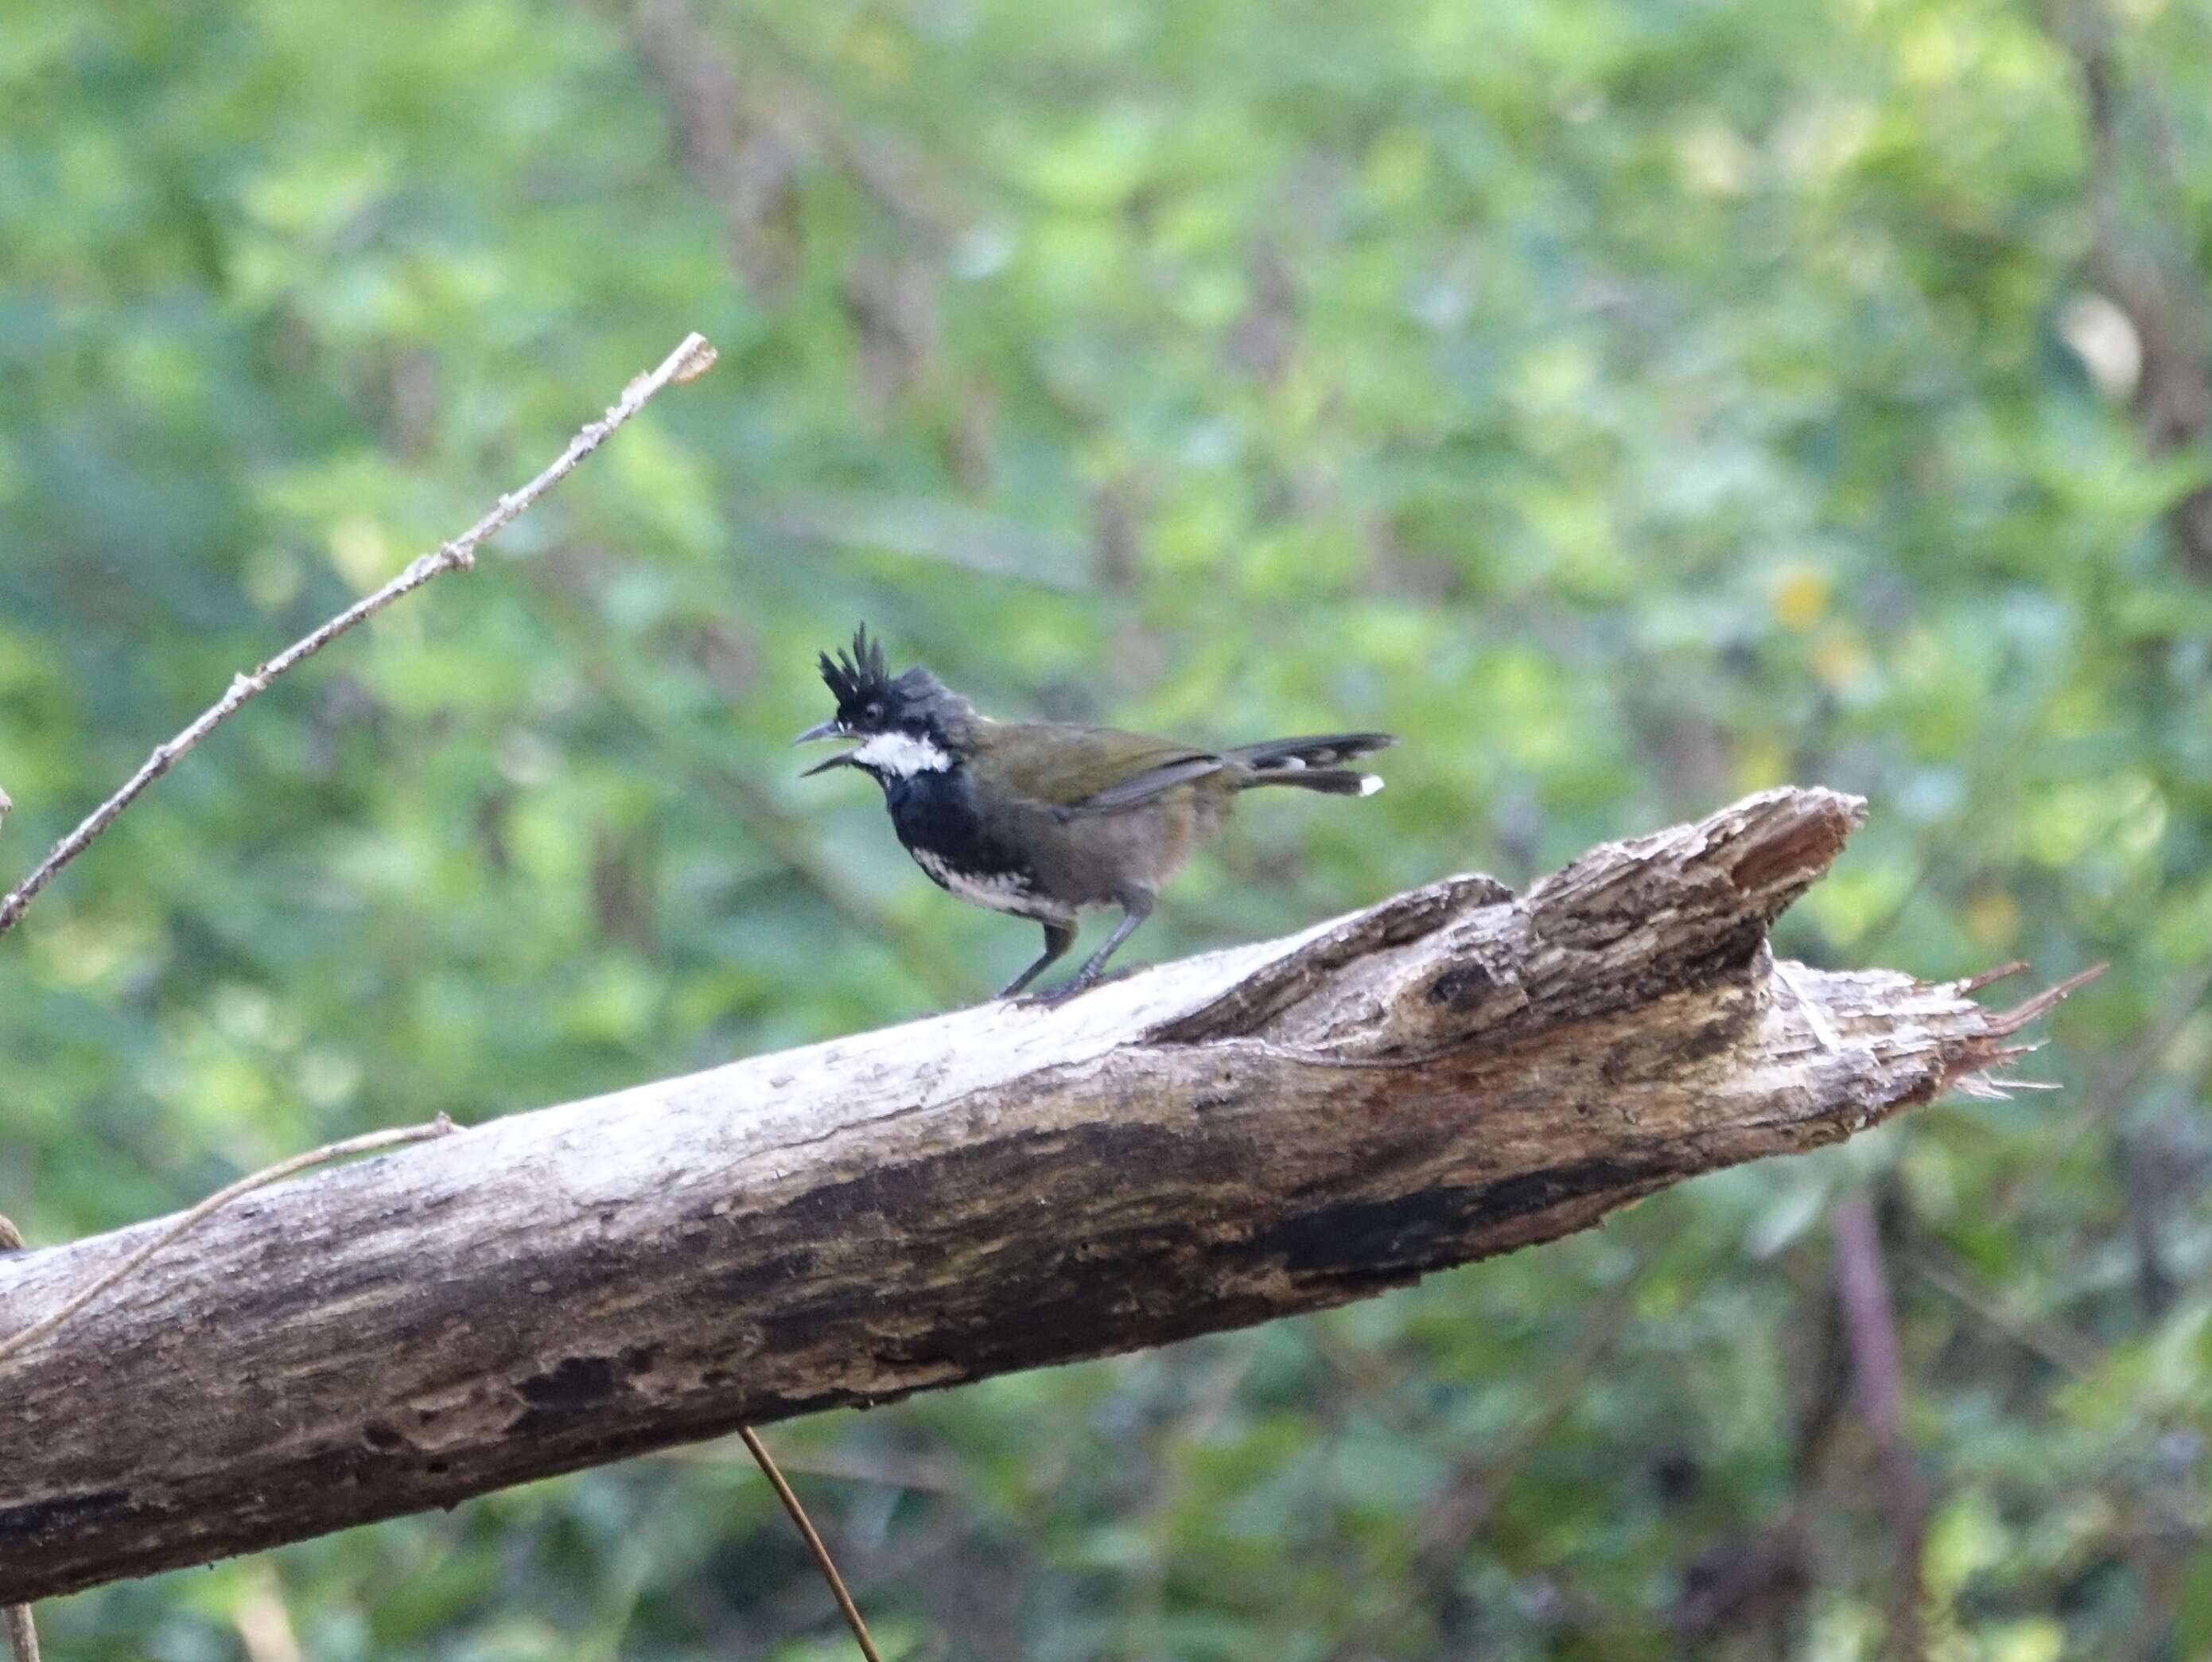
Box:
793, 718, 861, 777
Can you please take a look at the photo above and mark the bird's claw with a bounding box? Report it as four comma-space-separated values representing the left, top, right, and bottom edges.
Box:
1008, 979, 1090, 1010
1005, 964, 1141, 1009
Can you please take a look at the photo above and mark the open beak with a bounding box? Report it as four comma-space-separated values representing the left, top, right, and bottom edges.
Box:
793, 718, 860, 777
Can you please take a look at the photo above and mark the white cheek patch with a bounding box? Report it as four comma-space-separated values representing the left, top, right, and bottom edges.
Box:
854, 730, 953, 777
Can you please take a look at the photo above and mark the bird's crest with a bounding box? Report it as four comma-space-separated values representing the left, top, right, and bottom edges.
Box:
818, 625, 895, 711
813, 624, 976, 737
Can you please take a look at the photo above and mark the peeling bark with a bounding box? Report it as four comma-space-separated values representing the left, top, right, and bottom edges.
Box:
0, 788, 2056, 1602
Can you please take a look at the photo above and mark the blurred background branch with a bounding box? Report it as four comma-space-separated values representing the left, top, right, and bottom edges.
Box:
1832, 1190, 1928, 1662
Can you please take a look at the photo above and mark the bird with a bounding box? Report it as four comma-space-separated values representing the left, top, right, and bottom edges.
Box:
795, 626, 1396, 1001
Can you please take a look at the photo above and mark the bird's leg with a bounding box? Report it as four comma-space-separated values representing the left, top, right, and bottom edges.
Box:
1052, 889, 1154, 998
998, 919, 1077, 999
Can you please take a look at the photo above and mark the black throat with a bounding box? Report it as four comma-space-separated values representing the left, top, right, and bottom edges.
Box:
884, 761, 982, 858
880, 761, 1046, 900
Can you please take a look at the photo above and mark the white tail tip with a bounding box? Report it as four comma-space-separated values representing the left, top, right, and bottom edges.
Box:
1359, 774, 1384, 796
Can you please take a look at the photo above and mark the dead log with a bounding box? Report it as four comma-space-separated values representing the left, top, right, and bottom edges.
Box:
0, 787, 2058, 1602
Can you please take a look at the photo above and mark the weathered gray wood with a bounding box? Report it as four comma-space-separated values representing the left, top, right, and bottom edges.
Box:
0, 788, 2049, 1602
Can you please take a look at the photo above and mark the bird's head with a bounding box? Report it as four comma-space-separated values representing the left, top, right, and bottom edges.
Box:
794, 625, 976, 783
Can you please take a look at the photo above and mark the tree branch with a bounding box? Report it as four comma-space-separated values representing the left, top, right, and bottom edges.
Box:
0, 787, 2077, 1603
0, 330, 719, 939
0, 1121, 460, 1368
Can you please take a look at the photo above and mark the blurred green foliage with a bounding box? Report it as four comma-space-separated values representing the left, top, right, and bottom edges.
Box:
3, 0, 2210, 1656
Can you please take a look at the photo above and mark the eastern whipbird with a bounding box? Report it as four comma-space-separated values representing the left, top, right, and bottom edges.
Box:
795, 628, 1397, 1001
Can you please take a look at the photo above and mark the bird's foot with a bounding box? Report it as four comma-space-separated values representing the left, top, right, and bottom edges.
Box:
1006, 964, 1141, 1009
1008, 979, 1090, 1010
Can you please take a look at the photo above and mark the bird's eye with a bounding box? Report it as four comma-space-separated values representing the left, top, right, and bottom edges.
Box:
865, 703, 884, 721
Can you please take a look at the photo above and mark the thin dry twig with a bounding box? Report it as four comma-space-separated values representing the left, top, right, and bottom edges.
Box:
1981, 963, 2107, 1039
1953, 959, 2030, 997
737, 1427, 885, 1662
0, 1119, 460, 1367
1942, 962, 2106, 1099
0, 331, 719, 939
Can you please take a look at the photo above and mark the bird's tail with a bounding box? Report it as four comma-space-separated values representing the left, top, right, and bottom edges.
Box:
1227, 731, 1395, 796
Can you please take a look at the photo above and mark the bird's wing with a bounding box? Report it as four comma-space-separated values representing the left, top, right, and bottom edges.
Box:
1059, 755, 1227, 814
979, 724, 1224, 815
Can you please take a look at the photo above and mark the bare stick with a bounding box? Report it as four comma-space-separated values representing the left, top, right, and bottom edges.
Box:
0, 332, 719, 939
737, 1427, 884, 1662
0, 1119, 459, 1366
